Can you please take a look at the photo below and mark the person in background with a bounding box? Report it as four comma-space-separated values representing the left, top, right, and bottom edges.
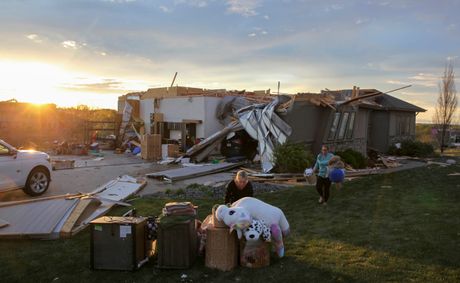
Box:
313, 145, 334, 205
224, 170, 254, 204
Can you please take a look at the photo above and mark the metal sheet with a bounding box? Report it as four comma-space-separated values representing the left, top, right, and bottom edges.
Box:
91, 175, 146, 202
146, 162, 244, 182
237, 97, 292, 172
0, 198, 78, 239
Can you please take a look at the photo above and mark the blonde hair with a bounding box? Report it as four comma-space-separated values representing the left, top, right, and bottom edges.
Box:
235, 170, 248, 181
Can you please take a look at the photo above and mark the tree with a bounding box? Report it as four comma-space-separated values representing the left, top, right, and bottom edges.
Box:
433, 61, 458, 153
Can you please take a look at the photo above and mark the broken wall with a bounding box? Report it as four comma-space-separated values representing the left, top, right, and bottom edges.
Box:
368, 110, 389, 152
140, 98, 155, 134
282, 101, 323, 147
158, 96, 223, 139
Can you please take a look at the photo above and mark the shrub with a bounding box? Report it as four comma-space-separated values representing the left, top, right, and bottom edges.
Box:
272, 142, 314, 173
388, 140, 434, 157
174, 188, 185, 196
335, 148, 367, 169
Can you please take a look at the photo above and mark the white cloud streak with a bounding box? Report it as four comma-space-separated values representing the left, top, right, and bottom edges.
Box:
26, 34, 43, 43
159, 5, 172, 13
409, 73, 439, 87
61, 40, 86, 50
226, 0, 260, 17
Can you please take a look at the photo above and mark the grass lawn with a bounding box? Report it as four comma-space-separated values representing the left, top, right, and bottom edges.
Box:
1, 164, 459, 282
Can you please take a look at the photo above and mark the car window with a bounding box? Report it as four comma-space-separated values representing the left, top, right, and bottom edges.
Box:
0, 144, 10, 155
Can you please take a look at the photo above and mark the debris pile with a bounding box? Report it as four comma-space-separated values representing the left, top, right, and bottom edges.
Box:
0, 175, 146, 239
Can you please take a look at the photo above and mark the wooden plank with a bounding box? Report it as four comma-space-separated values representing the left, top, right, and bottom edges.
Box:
182, 119, 202, 124
240, 167, 260, 174
0, 193, 81, 208
60, 198, 101, 237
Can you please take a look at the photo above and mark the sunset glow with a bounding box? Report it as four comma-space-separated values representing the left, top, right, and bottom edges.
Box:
0, 0, 459, 122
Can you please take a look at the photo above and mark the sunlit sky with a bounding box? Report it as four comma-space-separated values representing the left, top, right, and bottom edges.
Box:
1, 0, 459, 123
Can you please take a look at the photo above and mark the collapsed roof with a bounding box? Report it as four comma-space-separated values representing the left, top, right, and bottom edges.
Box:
173, 85, 425, 172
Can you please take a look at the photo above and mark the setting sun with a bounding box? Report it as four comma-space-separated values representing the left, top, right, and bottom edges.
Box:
0, 60, 128, 108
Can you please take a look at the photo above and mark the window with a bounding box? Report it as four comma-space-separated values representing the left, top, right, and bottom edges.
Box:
346, 112, 355, 139
167, 122, 182, 131
328, 112, 341, 140
337, 112, 349, 140
396, 115, 411, 136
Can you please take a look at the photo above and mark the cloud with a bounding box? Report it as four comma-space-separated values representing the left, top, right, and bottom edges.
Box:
101, 0, 136, 3
159, 5, 172, 13
409, 73, 439, 87
248, 33, 257, 37
387, 80, 410, 85
355, 18, 369, 25
61, 40, 82, 50
174, 0, 209, 7
447, 24, 457, 31
325, 3, 343, 12
226, 0, 260, 17
26, 34, 43, 43
263, 15, 269, 20
61, 79, 125, 93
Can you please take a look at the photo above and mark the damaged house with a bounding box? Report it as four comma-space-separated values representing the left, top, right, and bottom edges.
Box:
285, 87, 426, 155
118, 86, 271, 151
119, 85, 425, 172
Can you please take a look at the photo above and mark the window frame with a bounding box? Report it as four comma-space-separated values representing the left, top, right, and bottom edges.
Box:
327, 112, 341, 140
337, 112, 350, 140
345, 112, 356, 139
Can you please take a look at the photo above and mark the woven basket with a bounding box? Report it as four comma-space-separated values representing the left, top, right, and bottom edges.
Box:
212, 205, 227, 228
205, 227, 238, 271
305, 174, 317, 185
240, 239, 270, 268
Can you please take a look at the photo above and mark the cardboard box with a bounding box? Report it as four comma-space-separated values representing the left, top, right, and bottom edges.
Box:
52, 160, 75, 170
141, 134, 162, 161
153, 113, 164, 122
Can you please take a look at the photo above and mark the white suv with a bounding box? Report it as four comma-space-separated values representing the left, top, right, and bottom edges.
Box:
0, 139, 52, 196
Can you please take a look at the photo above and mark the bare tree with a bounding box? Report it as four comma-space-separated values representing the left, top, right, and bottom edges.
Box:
433, 61, 458, 153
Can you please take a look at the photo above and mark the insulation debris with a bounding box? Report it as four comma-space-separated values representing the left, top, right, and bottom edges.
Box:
177, 95, 293, 173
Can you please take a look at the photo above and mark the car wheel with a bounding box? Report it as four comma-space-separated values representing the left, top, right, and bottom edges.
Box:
24, 167, 50, 196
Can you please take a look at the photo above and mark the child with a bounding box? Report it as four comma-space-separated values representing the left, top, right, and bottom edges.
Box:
328, 155, 345, 189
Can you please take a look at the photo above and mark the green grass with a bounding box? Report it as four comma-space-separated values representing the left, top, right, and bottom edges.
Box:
1, 165, 459, 282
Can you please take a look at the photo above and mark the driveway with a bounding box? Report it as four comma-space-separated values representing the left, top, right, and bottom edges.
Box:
0, 150, 235, 202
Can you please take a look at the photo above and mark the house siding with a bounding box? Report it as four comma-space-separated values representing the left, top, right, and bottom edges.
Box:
323, 108, 368, 156
139, 96, 223, 139
204, 97, 225, 137
368, 111, 389, 152
284, 101, 323, 145
139, 98, 154, 134
388, 111, 416, 145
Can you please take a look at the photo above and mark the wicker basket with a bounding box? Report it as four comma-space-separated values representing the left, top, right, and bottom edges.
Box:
212, 205, 227, 228
240, 239, 270, 268
205, 227, 238, 271
305, 174, 317, 185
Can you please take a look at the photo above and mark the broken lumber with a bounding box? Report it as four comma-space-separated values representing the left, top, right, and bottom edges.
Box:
147, 162, 245, 182
0, 219, 9, 228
